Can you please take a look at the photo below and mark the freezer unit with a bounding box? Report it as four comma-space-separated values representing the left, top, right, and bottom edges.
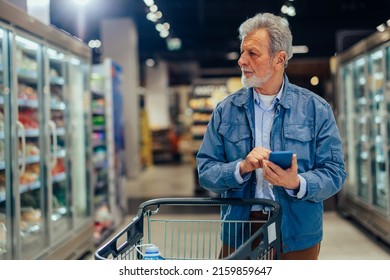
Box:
333, 28, 390, 246
0, 2, 93, 259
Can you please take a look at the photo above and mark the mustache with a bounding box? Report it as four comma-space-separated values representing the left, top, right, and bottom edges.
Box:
241, 68, 253, 73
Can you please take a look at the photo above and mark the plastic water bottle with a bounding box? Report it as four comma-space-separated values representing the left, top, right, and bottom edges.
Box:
143, 244, 165, 260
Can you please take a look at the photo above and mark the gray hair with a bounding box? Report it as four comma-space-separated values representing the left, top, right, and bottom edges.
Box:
238, 13, 293, 67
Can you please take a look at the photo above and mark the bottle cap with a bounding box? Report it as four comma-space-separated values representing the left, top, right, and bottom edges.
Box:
144, 245, 160, 256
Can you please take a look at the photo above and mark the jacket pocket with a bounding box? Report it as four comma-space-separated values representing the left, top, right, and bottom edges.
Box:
218, 123, 251, 143
283, 124, 314, 142
218, 123, 251, 161
283, 124, 314, 169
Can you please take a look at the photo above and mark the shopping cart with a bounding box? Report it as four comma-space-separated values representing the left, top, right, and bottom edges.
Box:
94, 197, 281, 260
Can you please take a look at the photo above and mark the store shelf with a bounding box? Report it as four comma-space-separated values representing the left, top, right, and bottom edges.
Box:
189, 79, 231, 193
189, 80, 231, 146
151, 128, 173, 163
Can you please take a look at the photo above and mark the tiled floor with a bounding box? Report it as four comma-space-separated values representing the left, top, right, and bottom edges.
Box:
103, 162, 390, 260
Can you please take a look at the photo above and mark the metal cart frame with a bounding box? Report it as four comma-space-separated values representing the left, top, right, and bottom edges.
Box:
95, 197, 281, 260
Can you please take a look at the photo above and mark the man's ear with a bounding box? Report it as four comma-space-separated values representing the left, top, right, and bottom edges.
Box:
274, 51, 287, 69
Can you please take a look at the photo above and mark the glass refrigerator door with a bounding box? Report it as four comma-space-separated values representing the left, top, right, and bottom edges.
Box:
368, 48, 389, 211
46, 47, 71, 242
384, 45, 390, 215
14, 33, 45, 259
353, 56, 371, 201
68, 56, 90, 227
90, 71, 111, 243
341, 63, 358, 192
387, 46, 390, 214
0, 26, 11, 260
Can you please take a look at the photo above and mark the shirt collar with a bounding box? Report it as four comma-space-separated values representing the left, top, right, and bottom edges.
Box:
252, 80, 284, 106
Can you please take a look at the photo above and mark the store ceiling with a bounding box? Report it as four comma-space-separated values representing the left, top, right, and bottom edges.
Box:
50, 0, 390, 83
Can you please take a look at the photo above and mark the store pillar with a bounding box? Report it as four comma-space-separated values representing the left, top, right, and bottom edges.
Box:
101, 18, 141, 178
7, 0, 50, 25
145, 60, 170, 129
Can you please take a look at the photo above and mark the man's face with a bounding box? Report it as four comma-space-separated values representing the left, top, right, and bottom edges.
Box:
238, 29, 274, 88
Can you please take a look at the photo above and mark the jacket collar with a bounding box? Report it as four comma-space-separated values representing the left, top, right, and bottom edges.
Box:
231, 74, 293, 109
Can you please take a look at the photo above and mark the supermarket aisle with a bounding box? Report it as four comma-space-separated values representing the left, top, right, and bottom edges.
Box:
113, 163, 390, 260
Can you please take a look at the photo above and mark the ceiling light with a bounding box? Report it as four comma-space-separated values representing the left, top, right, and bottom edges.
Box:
225, 52, 239, 60
145, 59, 155, 67
280, 2, 296, 17
94, 40, 101, 48
88, 40, 95, 48
376, 23, 386, 32
146, 12, 158, 22
159, 29, 169, 38
310, 76, 319, 86
155, 23, 163, 32
287, 6, 296, 17
88, 39, 101, 48
142, 0, 181, 51
167, 38, 182, 51
150, 4, 158, 13
143, 0, 154, 7
292, 45, 309, 54
281, 5, 289, 14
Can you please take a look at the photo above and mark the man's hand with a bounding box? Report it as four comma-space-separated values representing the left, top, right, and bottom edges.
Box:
239, 146, 271, 175
262, 154, 300, 190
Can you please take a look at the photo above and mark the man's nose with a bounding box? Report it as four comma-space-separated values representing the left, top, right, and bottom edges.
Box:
238, 54, 246, 67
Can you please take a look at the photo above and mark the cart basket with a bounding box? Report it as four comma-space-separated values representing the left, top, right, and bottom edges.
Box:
95, 197, 281, 260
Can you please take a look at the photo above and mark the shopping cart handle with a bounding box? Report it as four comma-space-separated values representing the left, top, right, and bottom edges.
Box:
138, 197, 280, 213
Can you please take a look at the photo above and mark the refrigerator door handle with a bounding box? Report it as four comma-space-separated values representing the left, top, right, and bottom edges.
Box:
16, 120, 26, 175
49, 120, 58, 168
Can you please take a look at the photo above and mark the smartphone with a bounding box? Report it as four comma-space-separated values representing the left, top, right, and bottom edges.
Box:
268, 151, 293, 169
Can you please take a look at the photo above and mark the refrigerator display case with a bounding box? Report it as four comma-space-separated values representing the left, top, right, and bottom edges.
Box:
91, 58, 125, 245
333, 28, 390, 246
90, 64, 113, 245
0, 2, 93, 259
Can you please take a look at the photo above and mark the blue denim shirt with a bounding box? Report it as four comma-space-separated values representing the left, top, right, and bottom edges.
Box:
196, 75, 347, 252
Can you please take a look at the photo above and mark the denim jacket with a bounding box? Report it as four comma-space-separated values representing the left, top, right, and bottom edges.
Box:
196, 75, 347, 252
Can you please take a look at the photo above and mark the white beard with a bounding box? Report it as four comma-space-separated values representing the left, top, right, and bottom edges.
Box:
241, 67, 272, 88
